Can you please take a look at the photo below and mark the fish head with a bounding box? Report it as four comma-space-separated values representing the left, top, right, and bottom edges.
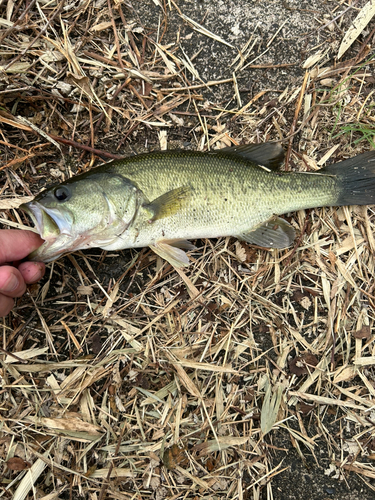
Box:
20, 171, 140, 262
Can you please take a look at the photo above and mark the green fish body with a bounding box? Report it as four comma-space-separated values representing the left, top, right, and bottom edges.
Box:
21, 143, 375, 266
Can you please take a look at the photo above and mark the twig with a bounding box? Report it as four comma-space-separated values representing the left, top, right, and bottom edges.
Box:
161, 77, 234, 92
48, 135, 123, 160
284, 71, 309, 170
98, 422, 126, 500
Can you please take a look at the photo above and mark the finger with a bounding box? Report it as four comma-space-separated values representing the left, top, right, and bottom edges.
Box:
0, 230, 44, 264
18, 262, 46, 284
0, 266, 27, 298
0, 294, 14, 318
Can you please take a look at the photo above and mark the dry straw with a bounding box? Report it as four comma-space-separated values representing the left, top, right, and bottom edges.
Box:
0, 1, 375, 499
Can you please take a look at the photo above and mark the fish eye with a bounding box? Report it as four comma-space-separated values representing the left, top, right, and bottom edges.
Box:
54, 186, 71, 202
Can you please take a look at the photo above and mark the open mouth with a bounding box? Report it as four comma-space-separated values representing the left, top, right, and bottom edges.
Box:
20, 201, 71, 262
21, 201, 60, 240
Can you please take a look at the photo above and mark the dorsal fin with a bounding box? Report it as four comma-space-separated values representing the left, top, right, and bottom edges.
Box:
217, 142, 285, 170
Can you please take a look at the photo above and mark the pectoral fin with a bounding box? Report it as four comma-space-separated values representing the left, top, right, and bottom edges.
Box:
150, 240, 191, 267
144, 186, 192, 221
236, 217, 295, 249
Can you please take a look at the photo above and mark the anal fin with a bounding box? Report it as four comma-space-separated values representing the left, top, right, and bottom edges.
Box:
236, 216, 295, 249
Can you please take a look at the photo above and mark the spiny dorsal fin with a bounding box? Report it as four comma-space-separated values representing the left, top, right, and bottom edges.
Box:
217, 142, 285, 170
236, 216, 295, 249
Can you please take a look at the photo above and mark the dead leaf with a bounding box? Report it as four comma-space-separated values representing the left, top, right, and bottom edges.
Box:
0, 62, 30, 74
338, 0, 375, 59
172, 363, 202, 398
162, 444, 187, 470
289, 353, 319, 376
235, 241, 247, 262
77, 285, 94, 296
203, 301, 218, 321
90, 21, 112, 32
41, 50, 65, 63
302, 50, 327, 69
6, 0, 14, 21
192, 436, 249, 457
0, 196, 34, 210
142, 82, 153, 96
236, 241, 258, 263
291, 290, 312, 310
353, 325, 371, 340
35, 413, 103, 435
261, 378, 284, 435
91, 333, 103, 355
297, 401, 315, 416
6, 457, 31, 471
333, 365, 357, 383
66, 72, 93, 98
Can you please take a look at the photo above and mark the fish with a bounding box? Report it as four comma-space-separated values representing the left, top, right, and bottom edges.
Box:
20, 142, 375, 267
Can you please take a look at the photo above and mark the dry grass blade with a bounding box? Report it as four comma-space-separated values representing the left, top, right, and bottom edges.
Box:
179, 13, 235, 48
0, 196, 33, 210
1, 1, 375, 499
337, 0, 375, 59
261, 377, 284, 435
12, 447, 52, 500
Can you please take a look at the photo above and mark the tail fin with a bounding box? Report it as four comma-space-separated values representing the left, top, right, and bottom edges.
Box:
320, 151, 375, 206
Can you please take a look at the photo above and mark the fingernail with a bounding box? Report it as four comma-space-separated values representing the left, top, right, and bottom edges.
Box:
27, 265, 43, 282
2, 274, 19, 293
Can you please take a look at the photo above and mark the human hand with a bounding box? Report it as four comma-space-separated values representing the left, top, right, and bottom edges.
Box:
0, 230, 45, 317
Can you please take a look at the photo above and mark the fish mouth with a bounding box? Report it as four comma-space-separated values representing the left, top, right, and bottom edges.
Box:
20, 201, 73, 262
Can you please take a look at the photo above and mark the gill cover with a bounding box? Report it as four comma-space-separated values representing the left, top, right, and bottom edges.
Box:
21, 172, 142, 262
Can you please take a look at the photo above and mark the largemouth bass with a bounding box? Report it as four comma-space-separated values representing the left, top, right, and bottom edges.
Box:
21, 143, 375, 266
